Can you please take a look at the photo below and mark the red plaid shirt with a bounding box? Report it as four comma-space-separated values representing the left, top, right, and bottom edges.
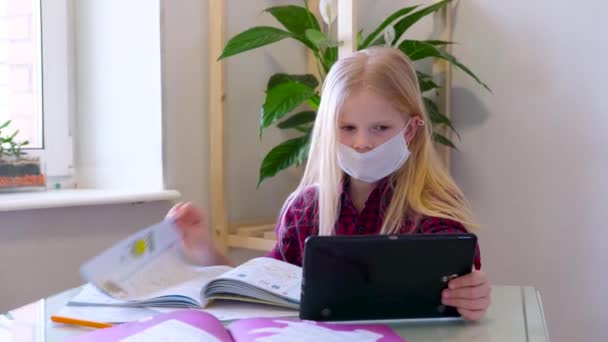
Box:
267, 177, 481, 270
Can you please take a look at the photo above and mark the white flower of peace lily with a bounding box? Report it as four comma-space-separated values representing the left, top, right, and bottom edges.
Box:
384, 25, 396, 47
319, 0, 337, 25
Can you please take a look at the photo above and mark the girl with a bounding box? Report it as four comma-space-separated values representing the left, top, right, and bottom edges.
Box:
168, 47, 491, 321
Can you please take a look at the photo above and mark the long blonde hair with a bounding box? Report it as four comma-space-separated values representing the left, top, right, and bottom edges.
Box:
279, 47, 476, 236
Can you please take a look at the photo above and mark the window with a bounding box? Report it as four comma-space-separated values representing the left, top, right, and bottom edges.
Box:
1, 0, 74, 183
1, 0, 43, 147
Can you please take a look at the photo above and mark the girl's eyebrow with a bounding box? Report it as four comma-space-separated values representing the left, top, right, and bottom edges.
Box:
338, 121, 396, 126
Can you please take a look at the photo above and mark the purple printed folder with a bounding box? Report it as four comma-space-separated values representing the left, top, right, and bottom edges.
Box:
69, 310, 406, 341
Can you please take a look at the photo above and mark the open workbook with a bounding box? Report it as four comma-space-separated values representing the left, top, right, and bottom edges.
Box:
70, 310, 405, 342
75, 220, 301, 311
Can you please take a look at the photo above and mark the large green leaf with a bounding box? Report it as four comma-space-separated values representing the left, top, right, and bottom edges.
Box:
399, 40, 491, 92
307, 94, 321, 110
261, 81, 315, 130
392, 0, 452, 45
218, 27, 293, 60
417, 71, 441, 92
267, 73, 319, 90
265, 5, 320, 37
277, 111, 316, 129
322, 46, 338, 73
424, 97, 459, 139
425, 40, 454, 46
360, 5, 419, 49
305, 29, 338, 48
259, 135, 310, 185
432, 132, 457, 149
265, 5, 320, 51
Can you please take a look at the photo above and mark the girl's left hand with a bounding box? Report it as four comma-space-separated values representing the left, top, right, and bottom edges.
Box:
442, 270, 491, 321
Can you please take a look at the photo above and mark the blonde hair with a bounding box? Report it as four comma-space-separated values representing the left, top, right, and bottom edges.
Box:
279, 47, 476, 237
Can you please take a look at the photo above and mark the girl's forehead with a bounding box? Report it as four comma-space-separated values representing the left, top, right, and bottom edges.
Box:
338, 90, 406, 122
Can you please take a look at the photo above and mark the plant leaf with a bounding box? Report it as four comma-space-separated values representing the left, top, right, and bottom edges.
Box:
267, 73, 319, 90
218, 27, 293, 60
323, 46, 338, 72
294, 126, 312, 133
305, 29, 326, 46
277, 111, 316, 129
424, 97, 460, 139
417, 71, 441, 92
307, 94, 321, 110
392, 0, 452, 45
264, 5, 320, 51
261, 81, 315, 130
439, 50, 491, 92
425, 40, 454, 46
433, 132, 457, 149
360, 5, 419, 49
399, 40, 491, 92
8, 130, 19, 141
356, 29, 364, 50
258, 135, 310, 186
265, 5, 320, 37
0, 120, 10, 130
305, 29, 338, 48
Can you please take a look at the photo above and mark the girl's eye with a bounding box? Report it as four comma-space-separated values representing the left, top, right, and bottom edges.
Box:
340, 125, 356, 132
372, 125, 389, 132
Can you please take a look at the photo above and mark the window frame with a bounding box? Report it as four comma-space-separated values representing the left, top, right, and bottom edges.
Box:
38, 0, 75, 178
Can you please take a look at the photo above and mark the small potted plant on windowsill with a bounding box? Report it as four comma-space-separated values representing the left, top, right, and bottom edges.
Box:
0, 120, 45, 192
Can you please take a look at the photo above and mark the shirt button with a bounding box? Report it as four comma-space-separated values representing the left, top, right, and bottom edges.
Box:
358, 226, 366, 233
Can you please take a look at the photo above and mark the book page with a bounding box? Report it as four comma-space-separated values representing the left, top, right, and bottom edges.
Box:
54, 305, 159, 324
214, 258, 302, 302
80, 220, 181, 298
228, 318, 405, 342
120, 319, 226, 342
70, 260, 231, 307
154, 302, 298, 322
70, 311, 234, 342
123, 248, 231, 301
69, 284, 129, 305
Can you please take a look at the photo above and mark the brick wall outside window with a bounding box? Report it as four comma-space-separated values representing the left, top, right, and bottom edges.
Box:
0, 0, 42, 148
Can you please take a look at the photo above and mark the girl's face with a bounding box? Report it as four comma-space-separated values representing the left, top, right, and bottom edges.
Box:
338, 90, 415, 153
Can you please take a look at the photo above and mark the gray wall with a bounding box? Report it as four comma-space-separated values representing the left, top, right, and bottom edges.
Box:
449, 1, 608, 341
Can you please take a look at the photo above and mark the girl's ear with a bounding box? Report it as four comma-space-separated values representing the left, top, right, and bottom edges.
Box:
404, 115, 424, 145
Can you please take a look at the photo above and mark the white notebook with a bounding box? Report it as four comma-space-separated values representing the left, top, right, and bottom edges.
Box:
77, 220, 302, 310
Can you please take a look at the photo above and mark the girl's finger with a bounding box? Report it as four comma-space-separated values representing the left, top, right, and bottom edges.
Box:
442, 297, 491, 311
457, 308, 486, 321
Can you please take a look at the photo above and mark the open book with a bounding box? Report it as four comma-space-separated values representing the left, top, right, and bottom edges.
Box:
76, 220, 301, 311
70, 310, 405, 342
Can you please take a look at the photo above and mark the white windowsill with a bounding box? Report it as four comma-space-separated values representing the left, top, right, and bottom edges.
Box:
0, 189, 181, 212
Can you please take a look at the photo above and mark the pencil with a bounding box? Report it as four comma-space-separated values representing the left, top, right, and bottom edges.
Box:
51, 315, 113, 329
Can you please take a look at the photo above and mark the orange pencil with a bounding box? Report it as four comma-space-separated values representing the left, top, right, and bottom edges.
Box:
51, 315, 113, 329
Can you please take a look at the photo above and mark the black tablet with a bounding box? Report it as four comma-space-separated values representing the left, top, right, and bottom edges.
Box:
299, 233, 477, 321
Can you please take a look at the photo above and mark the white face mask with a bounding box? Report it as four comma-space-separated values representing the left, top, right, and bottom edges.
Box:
337, 127, 410, 183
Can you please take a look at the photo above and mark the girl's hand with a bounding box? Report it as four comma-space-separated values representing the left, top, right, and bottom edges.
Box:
166, 202, 223, 265
442, 270, 491, 321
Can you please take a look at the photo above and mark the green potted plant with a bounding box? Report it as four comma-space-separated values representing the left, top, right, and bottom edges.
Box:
0, 120, 45, 191
219, 0, 490, 185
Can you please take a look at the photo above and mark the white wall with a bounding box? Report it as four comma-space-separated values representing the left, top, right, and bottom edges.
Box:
0, 202, 172, 311
449, 1, 608, 341
75, 0, 164, 190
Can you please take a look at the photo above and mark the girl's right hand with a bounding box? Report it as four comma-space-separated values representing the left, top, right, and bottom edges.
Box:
166, 202, 219, 265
